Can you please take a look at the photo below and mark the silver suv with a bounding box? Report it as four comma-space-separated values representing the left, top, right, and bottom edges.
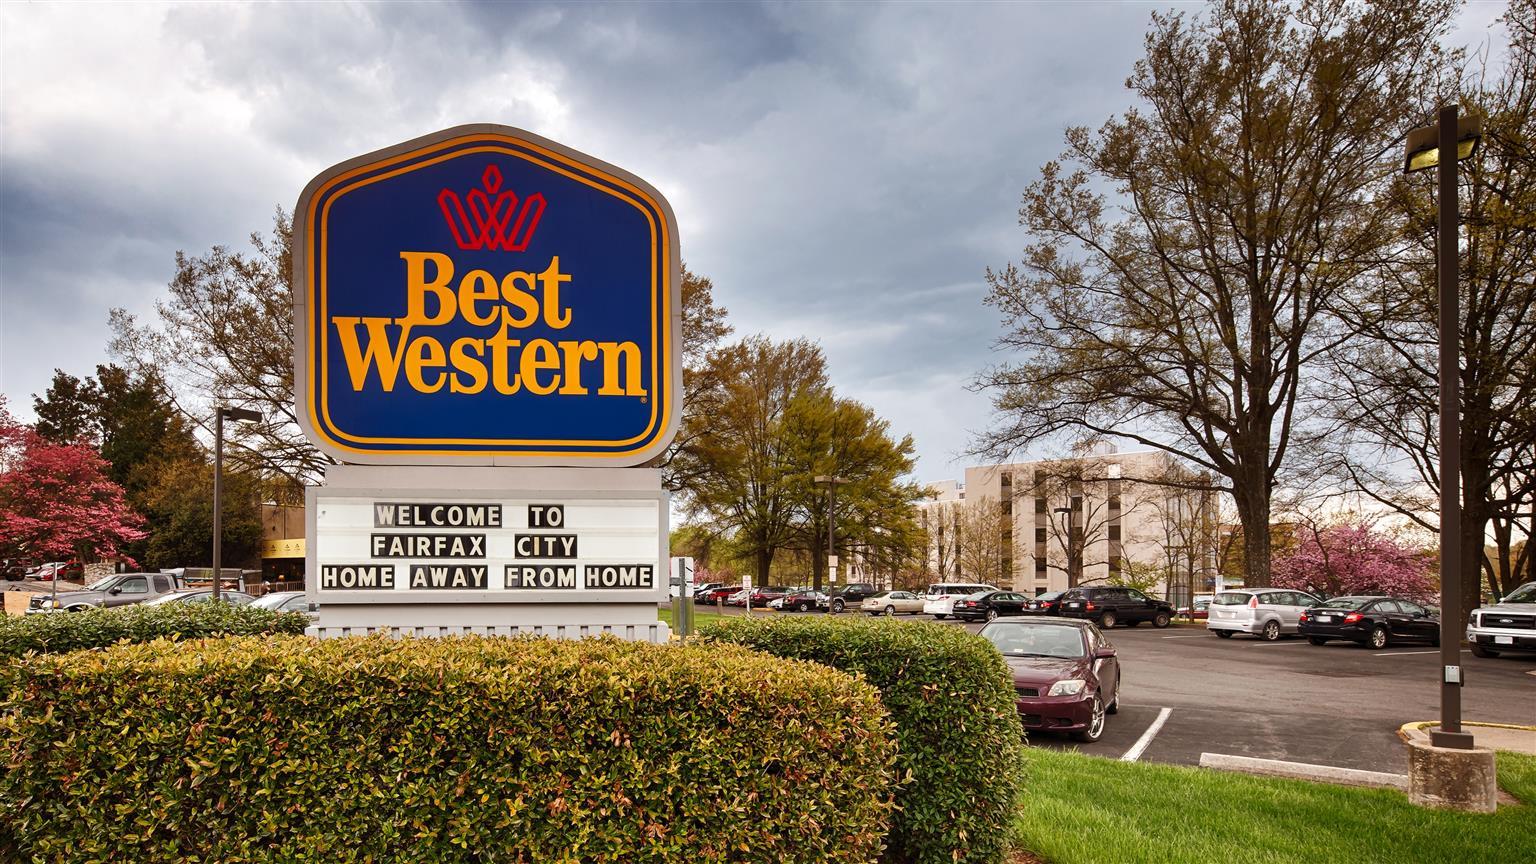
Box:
1206, 588, 1320, 641
1467, 581, 1536, 658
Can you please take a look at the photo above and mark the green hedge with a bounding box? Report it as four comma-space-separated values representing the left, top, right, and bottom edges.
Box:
700, 616, 1024, 864
0, 600, 310, 657
1, 635, 897, 863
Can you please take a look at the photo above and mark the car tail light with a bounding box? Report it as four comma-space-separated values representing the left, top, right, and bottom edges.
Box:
1343, 612, 1363, 624
1299, 612, 1309, 622
1248, 596, 1259, 609
1085, 602, 1096, 611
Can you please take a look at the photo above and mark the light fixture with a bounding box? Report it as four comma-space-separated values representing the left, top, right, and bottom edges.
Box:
1404, 114, 1481, 173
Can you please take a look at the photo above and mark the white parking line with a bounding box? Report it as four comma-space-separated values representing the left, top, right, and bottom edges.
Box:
1120, 707, 1172, 762
1373, 649, 1472, 657
1161, 635, 1208, 639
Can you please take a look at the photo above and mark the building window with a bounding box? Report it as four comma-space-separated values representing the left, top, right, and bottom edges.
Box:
1035, 496, 1047, 514
1035, 558, 1047, 573
1108, 525, 1121, 541
1035, 527, 1047, 543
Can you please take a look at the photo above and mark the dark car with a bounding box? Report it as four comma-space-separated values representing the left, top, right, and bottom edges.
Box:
748, 585, 791, 606
979, 617, 1120, 743
1057, 586, 1174, 629
143, 590, 257, 606
954, 590, 1030, 622
824, 583, 879, 613
696, 586, 736, 605
1299, 596, 1440, 649
1024, 590, 1065, 616
779, 589, 823, 612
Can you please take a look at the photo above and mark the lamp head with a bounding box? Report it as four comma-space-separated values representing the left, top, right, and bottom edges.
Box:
1404, 114, 1481, 174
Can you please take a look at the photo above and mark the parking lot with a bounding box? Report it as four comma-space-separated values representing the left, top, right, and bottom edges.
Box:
698, 605, 1535, 773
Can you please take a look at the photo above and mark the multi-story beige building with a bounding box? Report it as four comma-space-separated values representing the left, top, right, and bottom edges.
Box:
917, 450, 1219, 606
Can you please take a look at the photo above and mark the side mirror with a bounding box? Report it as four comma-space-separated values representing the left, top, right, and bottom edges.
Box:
1093, 647, 1117, 659
108, 587, 122, 595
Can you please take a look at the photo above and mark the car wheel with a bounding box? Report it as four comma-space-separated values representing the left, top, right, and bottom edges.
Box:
1152, 611, 1171, 628
986, 609, 999, 622
831, 600, 844, 613
1470, 643, 1499, 658
798, 602, 811, 612
1214, 630, 1234, 639
933, 614, 947, 620
1308, 637, 1328, 646
1072, 695, 1106, 743
1368, 626, 1389, 650
884, 605, 896, 617
1261, 620, 1281, 642
1099, 611, 1117, 629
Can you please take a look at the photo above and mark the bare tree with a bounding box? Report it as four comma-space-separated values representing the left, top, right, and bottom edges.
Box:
958, 498, 1012, 586
1325, 0, 1536, 613
975, 0, 1457, 586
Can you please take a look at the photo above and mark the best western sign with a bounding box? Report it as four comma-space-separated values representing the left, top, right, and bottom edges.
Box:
293, 125, 681, 465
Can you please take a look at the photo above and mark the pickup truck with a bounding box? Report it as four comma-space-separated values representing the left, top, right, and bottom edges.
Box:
26, 572, 186, 614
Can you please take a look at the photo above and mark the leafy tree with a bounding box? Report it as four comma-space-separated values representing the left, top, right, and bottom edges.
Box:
780, 392, 924, 590
0, 397, 144, 566
31, 370, 101, 445
135, 457, 264, 570
1325, 0, 1536, 616
93, 365, 201, 496
975, 0, 1457, 586
1272, 521, 1435, 601
674, 336, 830, 582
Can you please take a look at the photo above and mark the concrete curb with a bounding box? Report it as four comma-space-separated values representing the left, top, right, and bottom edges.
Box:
1198, 753, 1408, 790
1398, 721, 1536, 755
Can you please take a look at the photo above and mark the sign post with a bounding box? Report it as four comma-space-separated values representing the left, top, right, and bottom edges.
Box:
292, 125, 681, 639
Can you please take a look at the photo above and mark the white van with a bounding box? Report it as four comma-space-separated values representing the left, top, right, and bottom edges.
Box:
923, 583, 997, 619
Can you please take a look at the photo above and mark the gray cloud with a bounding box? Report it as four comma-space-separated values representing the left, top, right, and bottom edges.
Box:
2, 1, 1503, 480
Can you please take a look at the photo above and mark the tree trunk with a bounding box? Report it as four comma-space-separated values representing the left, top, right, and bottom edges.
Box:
755, 548, 773, 585
1232, 484, 1272, 588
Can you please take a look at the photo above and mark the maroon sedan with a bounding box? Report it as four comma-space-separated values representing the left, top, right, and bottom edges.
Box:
978, 617, 1120, 743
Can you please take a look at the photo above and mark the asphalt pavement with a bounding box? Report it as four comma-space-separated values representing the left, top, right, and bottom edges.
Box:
691, 604, 1536, 774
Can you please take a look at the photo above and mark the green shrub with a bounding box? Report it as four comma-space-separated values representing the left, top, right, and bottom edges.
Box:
700, 616, 1024, 864
0, 600, 310, 657
1, 634, 897, 863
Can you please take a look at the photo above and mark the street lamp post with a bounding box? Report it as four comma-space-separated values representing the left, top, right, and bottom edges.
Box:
212, 406, 261, 601
814, 475, 849, 596
1404, 105, 1481, 750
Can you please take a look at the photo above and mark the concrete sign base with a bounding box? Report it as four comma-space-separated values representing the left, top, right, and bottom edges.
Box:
305, 464, 669, 642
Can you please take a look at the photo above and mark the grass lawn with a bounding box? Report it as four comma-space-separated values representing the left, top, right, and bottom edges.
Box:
656, 605, 734, 629
1015, 747, 1535, 864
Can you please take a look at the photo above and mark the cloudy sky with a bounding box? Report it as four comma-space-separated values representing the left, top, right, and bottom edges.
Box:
0, 0, 1509, 483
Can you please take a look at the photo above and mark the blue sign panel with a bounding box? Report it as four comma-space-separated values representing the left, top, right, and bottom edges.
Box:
293, 125, 681, 465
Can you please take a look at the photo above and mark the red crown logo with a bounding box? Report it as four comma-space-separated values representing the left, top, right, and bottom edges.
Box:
437, 164, 545, 251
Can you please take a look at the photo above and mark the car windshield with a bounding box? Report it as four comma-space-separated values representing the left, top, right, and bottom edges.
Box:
868, 592, 891, 600
1503, 583, 1536, 604
983, 624, 1085, 659
1317, 597, 1367, 609
1213, 592, 1252, 605
86, 574, 123, 590
251, 594, 293, 610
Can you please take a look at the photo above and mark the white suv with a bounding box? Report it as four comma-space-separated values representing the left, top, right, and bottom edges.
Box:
1467, 581, 1536, 658
922, 583, 997, 619
1206, 589, 1320, 641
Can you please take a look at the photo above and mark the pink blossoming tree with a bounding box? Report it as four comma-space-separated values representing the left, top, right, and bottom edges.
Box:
1272, 521, 1435, 601
0, 397, 145, 568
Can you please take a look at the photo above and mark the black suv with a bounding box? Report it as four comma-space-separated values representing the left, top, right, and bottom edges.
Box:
1057, 586, 1174, 629
825, 583, 879, 613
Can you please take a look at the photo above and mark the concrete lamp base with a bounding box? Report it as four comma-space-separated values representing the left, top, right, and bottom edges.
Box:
1405, 734, 1498, 813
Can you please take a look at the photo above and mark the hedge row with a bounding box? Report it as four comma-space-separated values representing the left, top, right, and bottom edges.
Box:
701, 616, 1025, 864
0, 600, 310, 657
0, 634, 898, 864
